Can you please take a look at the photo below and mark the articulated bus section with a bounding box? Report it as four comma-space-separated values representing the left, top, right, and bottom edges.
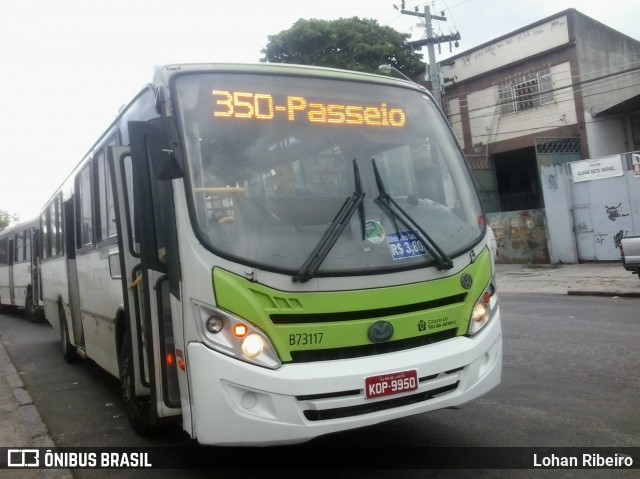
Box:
0, 218, 43, 322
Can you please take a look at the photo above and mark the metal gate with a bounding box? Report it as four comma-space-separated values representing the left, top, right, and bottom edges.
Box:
569, 154, 639, 261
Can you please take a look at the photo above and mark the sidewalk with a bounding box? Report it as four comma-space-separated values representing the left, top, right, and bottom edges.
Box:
0, 339, 72, 479
495, 261, 640, 297
0, 262, 638, 477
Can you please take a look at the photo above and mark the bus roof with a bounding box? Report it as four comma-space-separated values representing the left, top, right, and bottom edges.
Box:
0, 217, 39, 237
151, 62, 427, 92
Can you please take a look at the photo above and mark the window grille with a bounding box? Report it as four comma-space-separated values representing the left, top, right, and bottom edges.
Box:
499, 68, 553, 114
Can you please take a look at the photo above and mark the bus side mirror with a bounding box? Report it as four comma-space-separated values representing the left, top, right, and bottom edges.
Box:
146, 117, 184, 180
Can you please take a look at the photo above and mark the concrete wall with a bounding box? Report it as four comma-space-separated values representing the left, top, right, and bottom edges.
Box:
486, 209, 550, 264
447, 97, 464, 149
584, 112, 629, 158
573, 13, 640, 117
465, 62, 578, 148
442, 15, 569, 83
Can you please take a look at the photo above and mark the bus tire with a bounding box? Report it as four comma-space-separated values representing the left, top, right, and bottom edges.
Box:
25, 289, 44, 323
59, 304, 79, 363
118, 327, 157, 436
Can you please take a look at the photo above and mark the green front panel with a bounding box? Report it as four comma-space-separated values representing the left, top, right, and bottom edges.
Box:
213, 248, 492, 362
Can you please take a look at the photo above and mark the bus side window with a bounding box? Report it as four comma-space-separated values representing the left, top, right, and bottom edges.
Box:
0, 238, 7, 265
14, 232, 24, 263
25, 229, 31, 262
96, 149, 118, 242
123, 156, 140, 255
54, 195, 63, 256
77, 164, 94, 247
48, 202, 57, 256
41, 211, 49, 259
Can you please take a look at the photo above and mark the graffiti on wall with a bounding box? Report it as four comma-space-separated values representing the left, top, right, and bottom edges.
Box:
605, 203, 630, 222
486, 209, 550, 264
544, 172, 558, 192
594, 233, 608, 245
614, 230, 629, 252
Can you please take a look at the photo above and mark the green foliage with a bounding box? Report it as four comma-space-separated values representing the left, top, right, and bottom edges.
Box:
261, 17, 424, 78
0, 209, 19, 231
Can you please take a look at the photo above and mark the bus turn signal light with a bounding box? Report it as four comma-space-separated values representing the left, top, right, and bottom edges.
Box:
234, 324, 248, 337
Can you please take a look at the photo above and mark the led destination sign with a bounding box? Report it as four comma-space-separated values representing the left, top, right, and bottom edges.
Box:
212, 90, 407, 127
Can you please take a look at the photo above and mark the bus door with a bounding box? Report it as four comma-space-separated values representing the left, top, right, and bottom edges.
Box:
109, 124, 181, 428
7, 238, 15, 304
30, 227, 41, 307
64, 197, 84, 349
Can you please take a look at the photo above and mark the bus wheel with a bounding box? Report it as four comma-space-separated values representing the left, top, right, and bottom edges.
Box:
25, 290, 44, 323
118, 328, 157, 436
59, 304, 79, 363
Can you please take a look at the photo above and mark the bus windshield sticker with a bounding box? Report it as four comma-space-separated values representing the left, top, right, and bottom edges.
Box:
386, 230, 427, 261
364, 220, 385, 244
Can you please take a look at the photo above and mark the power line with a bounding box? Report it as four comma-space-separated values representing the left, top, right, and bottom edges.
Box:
449, 82, 640, 132
439, 0, 476, 10
439, 0, 458, 33
448, 82, 640, 136
447, 57, 640, 109
446, 65, 640, 121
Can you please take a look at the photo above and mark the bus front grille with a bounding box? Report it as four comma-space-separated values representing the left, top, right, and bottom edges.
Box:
301, 382, 459, 421
270, 294, 467, 324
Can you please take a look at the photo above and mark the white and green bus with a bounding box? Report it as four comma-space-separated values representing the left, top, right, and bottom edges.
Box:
39, 63, 501, 446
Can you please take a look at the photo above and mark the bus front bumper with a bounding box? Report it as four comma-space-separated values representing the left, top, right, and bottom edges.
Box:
186, 307, 502, 446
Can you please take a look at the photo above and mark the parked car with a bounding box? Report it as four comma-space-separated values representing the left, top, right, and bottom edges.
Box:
620, 236, 640, 280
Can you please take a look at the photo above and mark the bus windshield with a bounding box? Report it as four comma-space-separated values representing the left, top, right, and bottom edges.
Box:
174, 71, 483, 276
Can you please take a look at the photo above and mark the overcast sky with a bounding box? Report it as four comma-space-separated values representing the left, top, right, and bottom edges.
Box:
1, 0, 638, 222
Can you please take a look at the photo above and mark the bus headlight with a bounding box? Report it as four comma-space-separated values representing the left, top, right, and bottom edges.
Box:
242, 334, 264, 358
193, 301, 281, 369
467, 279, 497, 336
471, 303, 487, 323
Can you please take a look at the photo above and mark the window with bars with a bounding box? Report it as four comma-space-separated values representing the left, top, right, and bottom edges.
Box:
499, 68, 553, 114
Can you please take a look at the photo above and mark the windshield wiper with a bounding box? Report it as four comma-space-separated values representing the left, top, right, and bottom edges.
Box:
371, 158, 454, 271
293, 159, 365, 283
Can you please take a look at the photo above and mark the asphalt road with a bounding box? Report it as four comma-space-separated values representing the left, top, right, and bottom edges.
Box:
1, 293, 638, 478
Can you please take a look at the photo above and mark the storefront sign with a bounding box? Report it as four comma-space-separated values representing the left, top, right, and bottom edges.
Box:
569, 155, 624, 182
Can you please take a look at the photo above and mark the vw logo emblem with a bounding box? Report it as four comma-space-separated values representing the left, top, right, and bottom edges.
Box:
368, 321, 394, 343
460, 273, 473, 289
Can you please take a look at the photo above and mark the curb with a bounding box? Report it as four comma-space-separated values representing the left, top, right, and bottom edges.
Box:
0, 339, 74, 479
566, 290, 640, 298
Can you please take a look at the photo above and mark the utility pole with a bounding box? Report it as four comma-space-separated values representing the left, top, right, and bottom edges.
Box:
399, 3, 460, 108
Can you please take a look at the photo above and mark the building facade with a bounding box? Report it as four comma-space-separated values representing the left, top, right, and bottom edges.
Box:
440, 8, 640, 263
